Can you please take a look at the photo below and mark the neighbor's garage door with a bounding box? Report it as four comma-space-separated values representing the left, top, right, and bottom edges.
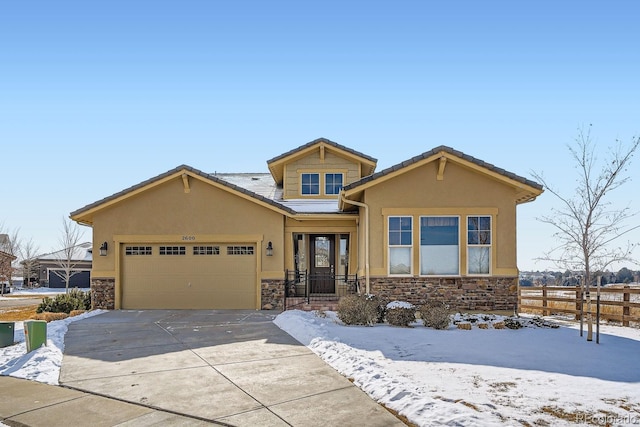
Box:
121, 244, 257, 309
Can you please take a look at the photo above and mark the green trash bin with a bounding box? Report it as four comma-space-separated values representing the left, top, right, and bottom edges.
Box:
24, 320, 47, 352
0, 322, 15, 348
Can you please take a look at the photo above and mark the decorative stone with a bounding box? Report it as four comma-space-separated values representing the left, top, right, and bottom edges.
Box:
369, 276, 518, 311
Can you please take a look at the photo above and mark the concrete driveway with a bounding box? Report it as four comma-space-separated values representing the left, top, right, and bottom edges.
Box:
61, 310, 404, 426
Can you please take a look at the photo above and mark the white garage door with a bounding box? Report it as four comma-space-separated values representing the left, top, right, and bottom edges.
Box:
121, 244, 257, 309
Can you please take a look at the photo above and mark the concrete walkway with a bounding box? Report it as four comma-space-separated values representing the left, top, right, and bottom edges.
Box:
57, 310, 404, 426
0, 376, 211, 426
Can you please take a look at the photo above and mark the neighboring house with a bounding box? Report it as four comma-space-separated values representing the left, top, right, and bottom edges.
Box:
28, 242, 93, 288
70, 138, 543, 311
0, 250, 17, 293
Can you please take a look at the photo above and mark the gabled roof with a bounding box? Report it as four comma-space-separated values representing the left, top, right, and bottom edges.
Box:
70, 165, 297, 225
36, 242, 93, 262
342, 145, 543, 205
267, 138, 377, 184
0, 250, 17, 262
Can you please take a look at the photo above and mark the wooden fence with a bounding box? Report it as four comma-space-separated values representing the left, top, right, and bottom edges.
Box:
518, 285, 640, 326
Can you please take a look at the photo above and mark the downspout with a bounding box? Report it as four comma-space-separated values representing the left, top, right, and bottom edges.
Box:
341, 193, 370, 294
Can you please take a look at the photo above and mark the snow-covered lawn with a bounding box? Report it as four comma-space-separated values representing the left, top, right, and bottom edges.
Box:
0, 311, 105, 385
275, 311, 640, 427
4, 287, 74, 296
1, 308, 638, 426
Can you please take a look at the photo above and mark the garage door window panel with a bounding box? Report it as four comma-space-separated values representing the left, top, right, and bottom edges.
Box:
159, 246, 186, 255
193, 246, 220, 255
125, 246, 152, 256
227, 245, 255, 255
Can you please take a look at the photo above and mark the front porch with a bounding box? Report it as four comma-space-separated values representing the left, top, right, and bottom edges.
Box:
283, 270, 359, 311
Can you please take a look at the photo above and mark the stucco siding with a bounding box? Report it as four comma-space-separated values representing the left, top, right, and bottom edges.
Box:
89, 175, 285, 309
283, 150, 360, 199
363, 160, 519, 276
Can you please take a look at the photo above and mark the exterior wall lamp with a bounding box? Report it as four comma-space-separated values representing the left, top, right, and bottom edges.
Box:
99, 241, 108, 256
266, 241, 273, 257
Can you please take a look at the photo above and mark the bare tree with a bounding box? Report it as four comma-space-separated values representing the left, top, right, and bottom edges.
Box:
532, 126, 640, 341
19, 238, 41, 288
52, 217, 85, 292
0, 225, 21, 295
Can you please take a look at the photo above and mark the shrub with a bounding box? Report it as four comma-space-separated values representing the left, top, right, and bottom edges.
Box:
504, 318, 524, 329
337, 294, 380, 326
419, 301, 451, 330
37, 289, 91, 314
368, 294, 387, 324
385, 301, 416, 327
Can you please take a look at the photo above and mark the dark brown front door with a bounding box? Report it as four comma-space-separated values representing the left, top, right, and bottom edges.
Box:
310, 235, 335, 294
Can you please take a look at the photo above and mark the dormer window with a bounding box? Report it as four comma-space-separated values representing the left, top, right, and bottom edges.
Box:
301, 173, 320, 195
325, 173, 343, 195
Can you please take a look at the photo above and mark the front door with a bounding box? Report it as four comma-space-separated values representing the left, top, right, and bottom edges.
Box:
309, 235, 335, 294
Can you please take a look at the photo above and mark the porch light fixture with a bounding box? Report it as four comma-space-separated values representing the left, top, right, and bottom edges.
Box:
99, 241, 108, 256
266, 241, 273, 257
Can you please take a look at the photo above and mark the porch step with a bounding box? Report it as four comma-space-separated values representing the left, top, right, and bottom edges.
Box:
285, 297, 340, 312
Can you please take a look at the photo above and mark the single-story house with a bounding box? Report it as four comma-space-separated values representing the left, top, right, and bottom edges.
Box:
27, 242, 93, 288
70, 138, 543, 311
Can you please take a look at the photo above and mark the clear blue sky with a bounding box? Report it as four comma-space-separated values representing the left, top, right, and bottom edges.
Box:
1, 1, 639, 271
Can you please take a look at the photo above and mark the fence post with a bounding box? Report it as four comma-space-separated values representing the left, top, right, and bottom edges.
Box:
542, 287, 550, 316
623, 286, 630, 327
575, 286, 582, 321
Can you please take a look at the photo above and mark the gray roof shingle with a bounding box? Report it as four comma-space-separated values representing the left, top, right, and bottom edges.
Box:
343, 145, 543, 191
267, 137, 377, 165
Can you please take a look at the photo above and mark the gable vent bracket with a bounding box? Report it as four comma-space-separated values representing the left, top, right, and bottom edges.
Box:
437, 156, 447, 181
182, 173, 191, 193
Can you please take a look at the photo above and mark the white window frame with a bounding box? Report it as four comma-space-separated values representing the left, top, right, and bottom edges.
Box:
301, 173, 320, 196
467, 215, 492, 275
324, 173, 344, 195
419, 215, 460, 276
388, 216, 413, 276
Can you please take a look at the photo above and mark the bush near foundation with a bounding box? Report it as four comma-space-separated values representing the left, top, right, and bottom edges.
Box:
37, 289, 91, 314
337, 294, 380, 326
385, 301, 416, 327
419, 301, 451, 330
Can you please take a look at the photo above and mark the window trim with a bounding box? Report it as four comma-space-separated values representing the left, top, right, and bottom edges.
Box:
300, 173, 320, 196
466, 215, 492, 276
419, 215, 461, 277
324, 172, 344, 195
387, 216, 413, 277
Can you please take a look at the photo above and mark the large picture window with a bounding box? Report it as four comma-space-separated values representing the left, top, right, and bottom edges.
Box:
388, 216, 412, 275
325, 173, 343, 195
301, 173, 320, 195
468, 216, 491, 274
420, 216, 459, 275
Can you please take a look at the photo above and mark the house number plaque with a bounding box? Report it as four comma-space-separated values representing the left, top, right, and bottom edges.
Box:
182, 235, 196, 241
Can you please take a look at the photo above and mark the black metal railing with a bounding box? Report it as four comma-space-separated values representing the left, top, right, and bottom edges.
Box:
285, 269, 359, 303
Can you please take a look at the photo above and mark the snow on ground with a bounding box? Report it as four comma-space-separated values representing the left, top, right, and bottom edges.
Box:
3, 287, 75, 296
275, 311, 640, 427
0, 310, 105, 385
1, 307, 638, 426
